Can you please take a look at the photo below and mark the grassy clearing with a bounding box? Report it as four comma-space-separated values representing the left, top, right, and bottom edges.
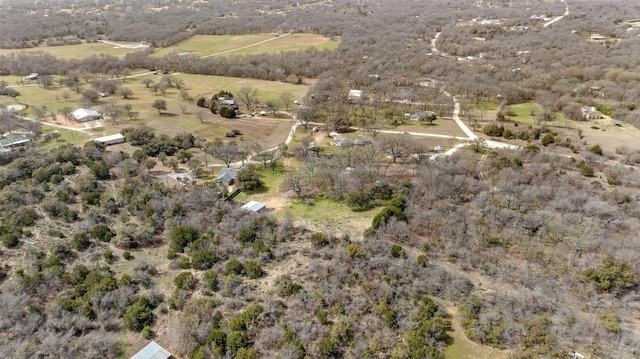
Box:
39, 126, 91, 148
9, 73, 309, 145
153, 33, 339, 58
0, 42, 143, 59
279, 198, 379, 238
437, 299, 510, 359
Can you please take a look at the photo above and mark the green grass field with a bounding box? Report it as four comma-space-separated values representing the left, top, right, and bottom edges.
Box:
153, 33, 340, 58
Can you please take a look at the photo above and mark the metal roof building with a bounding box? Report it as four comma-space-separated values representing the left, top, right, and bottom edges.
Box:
241, 200, 267, 213
130, 341, 173, 359
71, 108, 102, 122
92, 133, 125, 145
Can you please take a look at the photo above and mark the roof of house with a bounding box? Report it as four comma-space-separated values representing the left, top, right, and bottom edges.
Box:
72, 108, 101, 121
23, 73, 39, 80
241, 200, 266, 213
216, 166, 248, 183
130, 341, 172, 359
409, 111, 435, 121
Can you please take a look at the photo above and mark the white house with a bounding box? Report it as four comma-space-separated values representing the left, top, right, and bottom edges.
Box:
72, 108, 102, 122
241, 200, 267, 213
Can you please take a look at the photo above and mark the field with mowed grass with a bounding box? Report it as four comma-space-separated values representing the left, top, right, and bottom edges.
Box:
153, 33, 339, 58
0, 73, 308, 148
0, 41, 145, 59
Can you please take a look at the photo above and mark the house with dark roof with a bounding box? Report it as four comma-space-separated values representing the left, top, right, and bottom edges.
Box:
408, 111, 436, 122
216, 166, 248, 186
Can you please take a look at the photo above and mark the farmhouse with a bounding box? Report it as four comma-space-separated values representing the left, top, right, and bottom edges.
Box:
241, 200, 267, 213
130, 341, 173, 359
408, 111, 436, 122
72, 108, 102, 122
590, 34, 607, 41
330, 132, 373, 147
216, 166, 248, 186
92, 133, 125, 146
582, 106, 603, 120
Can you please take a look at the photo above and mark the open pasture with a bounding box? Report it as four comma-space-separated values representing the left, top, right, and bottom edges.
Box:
153, 33, 339, 58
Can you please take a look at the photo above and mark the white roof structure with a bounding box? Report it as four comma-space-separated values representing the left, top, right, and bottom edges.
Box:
72, 108, 101, 122
92, 133, 125, 145
348, 89, 362, 99
130, 341, 172, 359
241, 200, 267, 213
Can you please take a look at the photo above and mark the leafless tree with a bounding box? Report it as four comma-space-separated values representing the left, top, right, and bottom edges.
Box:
205, 140, 241, 167
238, 86, 259, 111
141, 78, 154, 88
116, 86, 133, 99
280, 91, 295, 111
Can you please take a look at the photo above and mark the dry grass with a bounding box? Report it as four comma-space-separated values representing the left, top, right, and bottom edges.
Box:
153, 33, 339, 58
0, 42, 143, 59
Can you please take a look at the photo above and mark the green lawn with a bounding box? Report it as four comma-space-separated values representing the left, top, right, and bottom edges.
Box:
39, 126, 91, 149
153, 33, 340, 58
280, 197, 380, 237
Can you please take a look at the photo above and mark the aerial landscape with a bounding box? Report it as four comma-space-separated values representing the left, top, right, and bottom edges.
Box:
1, 0, 640, 358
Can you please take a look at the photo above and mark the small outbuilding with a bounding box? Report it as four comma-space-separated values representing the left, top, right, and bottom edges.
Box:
92, 133, 125, 146
72, 108, 102, 122
348, 89, 363, 101
130, 341, 173, 359
22, 73, 39, 81
241, 200, 267, 213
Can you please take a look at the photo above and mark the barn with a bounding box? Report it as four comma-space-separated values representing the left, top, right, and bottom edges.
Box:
92, 133, 125, 146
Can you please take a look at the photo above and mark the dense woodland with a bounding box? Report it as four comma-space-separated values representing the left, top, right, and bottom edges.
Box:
1, 0, 640, 358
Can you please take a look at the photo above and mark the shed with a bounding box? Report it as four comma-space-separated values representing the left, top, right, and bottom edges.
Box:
72, 108, 102, 122
0, 133, 31, 148
93, 133, 125, 145
22, 73, 39, 81
130, 341, 173, 359
348, 89, 362, 101
241, 200, 267, 213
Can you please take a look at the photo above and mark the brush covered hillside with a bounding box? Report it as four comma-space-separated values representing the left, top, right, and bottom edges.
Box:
0, 140, 639, 358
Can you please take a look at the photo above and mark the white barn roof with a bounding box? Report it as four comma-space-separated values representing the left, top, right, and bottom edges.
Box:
92, 133, 125, 145
72, 108, 101, 121
130, 341, 172, 359
241, 200, 266, 213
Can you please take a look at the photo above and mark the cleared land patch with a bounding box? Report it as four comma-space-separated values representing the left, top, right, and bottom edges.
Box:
0, 41, 144, 59
153, 33, 339, 58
